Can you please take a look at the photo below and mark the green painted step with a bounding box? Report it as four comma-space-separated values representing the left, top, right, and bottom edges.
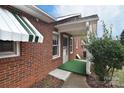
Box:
58, 60, 86, 75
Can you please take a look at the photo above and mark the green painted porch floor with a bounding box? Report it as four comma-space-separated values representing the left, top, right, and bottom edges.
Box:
58, 60, 86, 75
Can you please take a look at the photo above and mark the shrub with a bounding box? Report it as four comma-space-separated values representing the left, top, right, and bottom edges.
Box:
87, 22, 124, 83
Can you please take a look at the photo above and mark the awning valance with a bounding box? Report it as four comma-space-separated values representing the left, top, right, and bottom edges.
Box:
0, 8, 43, 43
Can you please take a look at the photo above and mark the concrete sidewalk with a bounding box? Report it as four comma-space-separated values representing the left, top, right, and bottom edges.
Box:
62, 73, 90, 88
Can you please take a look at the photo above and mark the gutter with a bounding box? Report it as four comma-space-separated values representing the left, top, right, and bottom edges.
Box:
12, 5, 56, 23
32, 5, 56, 22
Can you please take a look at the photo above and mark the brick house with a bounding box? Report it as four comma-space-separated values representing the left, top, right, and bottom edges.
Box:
0, 5, 99, 87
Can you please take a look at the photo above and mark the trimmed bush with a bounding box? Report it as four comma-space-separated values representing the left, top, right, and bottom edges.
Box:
87, 22, 124, 83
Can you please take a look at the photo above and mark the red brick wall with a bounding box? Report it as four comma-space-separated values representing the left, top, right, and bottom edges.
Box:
74, 37, 84, 58
69, 36, 83, 60
0, 6, 62, 88
0, 6, 84, 87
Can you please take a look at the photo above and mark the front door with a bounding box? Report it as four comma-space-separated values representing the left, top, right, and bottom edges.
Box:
63, 35, 69, 63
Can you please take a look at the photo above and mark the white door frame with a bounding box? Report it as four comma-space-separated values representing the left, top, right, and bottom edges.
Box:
63, 35, 69, 63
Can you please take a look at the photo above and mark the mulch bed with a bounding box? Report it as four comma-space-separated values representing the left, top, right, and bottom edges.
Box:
86, 72, 124, 88
30, 75, 64, 88
86, 75, 113, 88
86, 64, 114, 88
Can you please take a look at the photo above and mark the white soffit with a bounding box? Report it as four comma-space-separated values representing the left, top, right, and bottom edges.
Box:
55, 17, 98, 28
55, 21, 87, 36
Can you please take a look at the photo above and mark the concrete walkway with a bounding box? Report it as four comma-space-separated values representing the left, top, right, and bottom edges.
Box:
62, 73, 90, 88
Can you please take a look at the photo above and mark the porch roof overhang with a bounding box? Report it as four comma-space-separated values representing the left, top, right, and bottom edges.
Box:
55, 15, 99, 36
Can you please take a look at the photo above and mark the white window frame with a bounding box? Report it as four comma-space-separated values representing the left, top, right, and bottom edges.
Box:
52, 31, 61, 59
0, 42, 20, 59
70, 37, 73, 54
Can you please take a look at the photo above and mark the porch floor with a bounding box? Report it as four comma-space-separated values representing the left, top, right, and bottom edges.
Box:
58, 60, 86, 75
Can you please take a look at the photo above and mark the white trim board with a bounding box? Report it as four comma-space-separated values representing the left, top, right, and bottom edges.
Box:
55, 18, 98, 28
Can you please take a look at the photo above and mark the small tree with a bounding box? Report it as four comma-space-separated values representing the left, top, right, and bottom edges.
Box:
87, 22, 124, 83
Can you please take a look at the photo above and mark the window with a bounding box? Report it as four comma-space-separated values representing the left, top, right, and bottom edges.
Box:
69, 37, 73, 53
52, 32, 60, 58
0, 40, 20, 58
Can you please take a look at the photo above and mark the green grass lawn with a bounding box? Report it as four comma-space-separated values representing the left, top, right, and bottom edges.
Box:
114, 67, 124, 86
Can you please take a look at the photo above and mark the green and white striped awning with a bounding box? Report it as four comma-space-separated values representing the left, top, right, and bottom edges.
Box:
0, 8, 43, 43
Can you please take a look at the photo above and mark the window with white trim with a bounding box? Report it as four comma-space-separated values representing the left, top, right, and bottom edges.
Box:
0, 40, 20, 58
52, 32, 60, 58
69, 37, 73, 53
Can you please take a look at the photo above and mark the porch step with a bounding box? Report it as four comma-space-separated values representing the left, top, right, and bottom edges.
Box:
49, 68, 71, 81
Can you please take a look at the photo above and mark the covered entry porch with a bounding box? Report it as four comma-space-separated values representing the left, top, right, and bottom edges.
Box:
49, 14, 99, 80
55, 14, 99, 63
